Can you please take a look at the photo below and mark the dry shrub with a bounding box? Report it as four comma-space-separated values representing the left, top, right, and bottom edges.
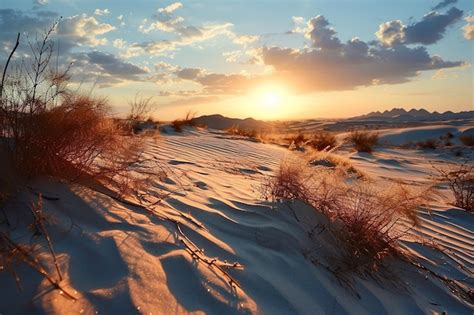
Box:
127, 94, 156, 134
330, 184, 425, 273
261, 159, 431, 274
308, 150, 362, 178
310, 131, 337, 151
347, 131, 378, 153
436, 163, 473, 212
286, 133, 308, 150
13, 95, 139, 180
460, 135, 474, 147
0, 23, 143, 189
225, 125, 257, 138
417, 139, 438, 150
172, 111, 196, 132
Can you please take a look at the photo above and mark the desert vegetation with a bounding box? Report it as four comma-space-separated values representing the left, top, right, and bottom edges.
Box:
309, 130, 337, 151
261, 159, 431, 276
417, 139, 439, 150
0, 24, 143, 184
225, 125, 258, 139
126, 94, 157, 134
171, 111, 197, 132
0, 24, 149, 295
347, 131, 379, 153
436, 163, 474, 212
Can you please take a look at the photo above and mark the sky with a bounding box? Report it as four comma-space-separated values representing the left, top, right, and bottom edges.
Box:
1, 0, 473, 120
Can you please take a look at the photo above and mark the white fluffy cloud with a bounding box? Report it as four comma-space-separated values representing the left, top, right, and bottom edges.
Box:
158, 2, 183, 14
463, 15, 474, 40
57, 14, 115, 47
94, 8, 110, 16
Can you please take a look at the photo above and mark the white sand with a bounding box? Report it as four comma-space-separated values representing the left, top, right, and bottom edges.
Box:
0, 127, 473, 314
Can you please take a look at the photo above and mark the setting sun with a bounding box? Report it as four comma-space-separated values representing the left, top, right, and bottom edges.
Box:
251, 83, 290, 117
262, 91, 281, 108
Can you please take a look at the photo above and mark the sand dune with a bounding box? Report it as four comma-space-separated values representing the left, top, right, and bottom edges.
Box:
0, 128, 473, 314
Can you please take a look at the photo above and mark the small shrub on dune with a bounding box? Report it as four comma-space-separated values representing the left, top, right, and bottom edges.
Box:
285, 133, 308, 150
261, 159, 431, 275
310, 131, 337, 151
417, 139, 438, 150
127, 94, 156, 134
436, 163, 474, 212
12, 95, 140, 180
330, 184, 426, 273
347, 131, 378, 153
172, 111, 196, 132
460, 135, 474, 147
225, 125, 257, 139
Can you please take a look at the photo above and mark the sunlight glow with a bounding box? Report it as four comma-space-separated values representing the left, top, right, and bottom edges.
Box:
254, 83, 289, 117
262, 91, 281, 108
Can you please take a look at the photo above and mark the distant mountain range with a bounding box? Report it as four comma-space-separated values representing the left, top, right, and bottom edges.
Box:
190, 108, 474, 131
351, 108, 474, 121
191, 114, 275, 131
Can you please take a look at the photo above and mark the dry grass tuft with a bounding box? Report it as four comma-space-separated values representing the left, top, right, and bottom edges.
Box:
435, 163, 474, 212
172, 111, 197, 132
347, 131, 379, 153
417, 139, 438, 150
309, 131, 337, 151
225, 125, 258, 139
261, 159, 431, 275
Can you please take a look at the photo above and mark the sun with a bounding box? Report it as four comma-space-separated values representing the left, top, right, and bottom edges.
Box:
262, 92, 281, 108
248, 82, 290, 118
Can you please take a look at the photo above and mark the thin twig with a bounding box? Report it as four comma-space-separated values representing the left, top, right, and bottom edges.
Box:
0, 33, 20, 99
30, 194, 63, 280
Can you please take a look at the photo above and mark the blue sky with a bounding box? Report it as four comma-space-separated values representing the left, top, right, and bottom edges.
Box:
1, 0, 473, 119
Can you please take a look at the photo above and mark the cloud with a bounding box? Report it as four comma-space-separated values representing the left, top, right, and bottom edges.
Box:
161, 95, 220, 107
259, 37, 464, 92
139, 2, 184, 33
306, 15, 342, 50
70, 51, 147, 87
376, 7, 463, 46
232, 35, 259, 45
94, 8, 110, 16
0, 9, 58, 61
134, 1, 255, 56
0, 9, 54, 41
158, 2, 183, 14
168, 66, 254, 94
463, 15, 474, 40
156, 14, 465, 96
432, 0, 457, 10
291, 16, 306, 34
35, 0, 48, 5
128, 23, 234, 56
56, 14, 115, 48
375, 20, 406, 46
175, 15, 465, 95
113, 38, 127, 48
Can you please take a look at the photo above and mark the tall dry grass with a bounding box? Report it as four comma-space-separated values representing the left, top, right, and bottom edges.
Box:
172, 111, 197, 132
347, 131, 379, 153
0, 23, 142, 185
310, 131, 337, 151
261, 159, 431, 274
436, 163, 474, 212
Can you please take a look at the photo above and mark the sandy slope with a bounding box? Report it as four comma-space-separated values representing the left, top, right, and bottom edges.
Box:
0, 128, 473, 314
